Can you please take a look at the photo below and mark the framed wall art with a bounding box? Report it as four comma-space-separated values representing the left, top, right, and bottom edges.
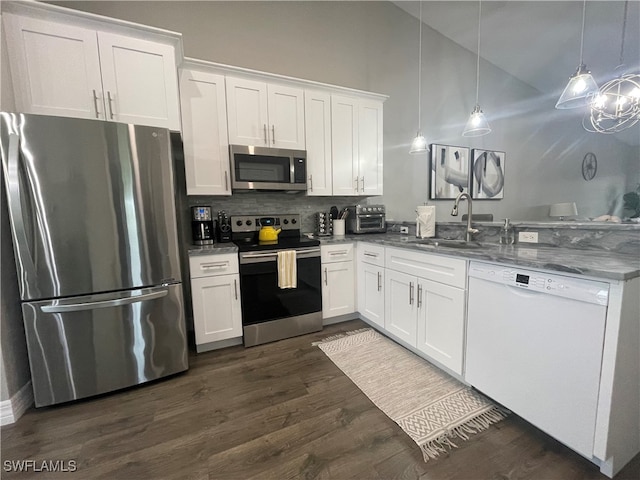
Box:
471, 149, 505, 199
429, 144, 470, 200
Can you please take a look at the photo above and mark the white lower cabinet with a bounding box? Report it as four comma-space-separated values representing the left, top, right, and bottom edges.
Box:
356, 243, 385, 327
384, 269, 418, 347
384, 248, 467, 375
321, 244, 355, 320
416, 278, 466, 374
189, 253, 242, 351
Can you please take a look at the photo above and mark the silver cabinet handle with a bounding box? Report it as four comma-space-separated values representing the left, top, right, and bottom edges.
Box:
234, 279, 238, 300
377, 271, 381, 292
263, 124, 268, 144
107, 91, 115, 119
329, 250, 348, 256
417, 284, 423, 308
324, 267, 328, 286
309, 174, 313, 192
271, 125, 275, 144
41, 289, 168, 313
409, 282, 414, 305
92, 89, 101, 118
224, 171, 229, 191
361, 176, 365, 192
355, 177, 359, 192
201, 262, 229, 269
364, 252, 378, 258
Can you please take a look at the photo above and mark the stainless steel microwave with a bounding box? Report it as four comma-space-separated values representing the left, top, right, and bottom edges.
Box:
229, 145, 307, 191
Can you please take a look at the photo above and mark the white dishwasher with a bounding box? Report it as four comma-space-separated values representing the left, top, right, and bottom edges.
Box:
465, 261, 609, 458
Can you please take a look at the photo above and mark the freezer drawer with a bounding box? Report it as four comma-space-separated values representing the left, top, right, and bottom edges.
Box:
22, 284, 188, 407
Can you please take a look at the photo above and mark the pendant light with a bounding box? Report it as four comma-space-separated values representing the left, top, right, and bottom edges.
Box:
409, 1, 428, 154
462, 0, 491, 137
586, 0, 640, 133
555, 0, 599, 109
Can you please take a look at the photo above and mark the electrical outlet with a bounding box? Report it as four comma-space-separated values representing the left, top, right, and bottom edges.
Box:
518, 231, 539, 243
400, 226, 409, 234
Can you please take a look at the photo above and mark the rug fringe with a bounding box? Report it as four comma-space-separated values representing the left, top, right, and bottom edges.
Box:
311, 328, 372, 346
419, 407, 510, 462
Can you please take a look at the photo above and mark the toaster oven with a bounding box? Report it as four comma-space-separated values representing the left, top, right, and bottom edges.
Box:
345, 205, 386, 234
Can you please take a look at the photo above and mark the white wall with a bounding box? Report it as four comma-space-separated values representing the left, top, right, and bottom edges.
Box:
50, 0, 637, 223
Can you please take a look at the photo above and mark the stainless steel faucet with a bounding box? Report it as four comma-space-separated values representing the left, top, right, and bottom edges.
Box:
451, 192, 479, 242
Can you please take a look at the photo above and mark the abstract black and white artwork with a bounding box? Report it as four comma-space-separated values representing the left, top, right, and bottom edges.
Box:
471, 149, 505, 199
429, 144, 470, 200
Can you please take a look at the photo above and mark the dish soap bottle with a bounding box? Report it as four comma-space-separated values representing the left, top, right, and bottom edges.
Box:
500, 218, 514, 245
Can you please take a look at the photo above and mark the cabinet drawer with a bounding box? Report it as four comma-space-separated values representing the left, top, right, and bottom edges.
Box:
385, 247, 466, 288
357, 243, 385, 267
189, 253, 238, 278
321, 243, 354, 263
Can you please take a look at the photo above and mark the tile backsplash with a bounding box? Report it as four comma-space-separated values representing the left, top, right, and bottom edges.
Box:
186, 193, 369, 233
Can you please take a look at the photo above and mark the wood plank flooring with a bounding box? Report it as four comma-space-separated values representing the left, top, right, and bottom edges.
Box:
2, 319, 639, 479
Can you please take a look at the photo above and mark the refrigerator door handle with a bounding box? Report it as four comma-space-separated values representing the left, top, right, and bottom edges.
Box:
5, 133, 39, 294
41, 289, 169, 313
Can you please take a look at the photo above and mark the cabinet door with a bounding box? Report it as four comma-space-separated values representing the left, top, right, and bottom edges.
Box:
359, 99, 383, 195
3, 14, 104, 119
384, 270, 417, 347
191, 274, 242, 344
179, 69, 230, 195
226, 77, 269, 146
267, 84, 305, 149
304, 90, 332, 196
331, 95, 359, 196
357, 261, 384, 328
97, 32, 181, 130
322, 261, 355, 319
416, 279, 466, 374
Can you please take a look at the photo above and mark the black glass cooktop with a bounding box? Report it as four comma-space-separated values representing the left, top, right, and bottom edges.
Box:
233, 236, 320, 252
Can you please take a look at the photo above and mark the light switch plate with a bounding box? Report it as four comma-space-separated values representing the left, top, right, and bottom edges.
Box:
518, 231, 539, 243
400, 226, 409, 234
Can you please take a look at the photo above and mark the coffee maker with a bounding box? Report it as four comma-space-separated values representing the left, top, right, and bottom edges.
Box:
216, 210, 232, 243
191, 206, 214, 245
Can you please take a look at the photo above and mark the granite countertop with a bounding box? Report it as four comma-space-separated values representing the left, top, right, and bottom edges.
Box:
315, 233, 640, 281
188, 243, 238, 255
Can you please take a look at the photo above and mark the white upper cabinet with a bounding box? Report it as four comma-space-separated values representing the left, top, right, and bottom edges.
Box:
304, 90, 332, 196
3, 6, 181, 130
179, 66, 230, 196
3, 15, 103, 119
226, 77, 305, 149
331, 95, 383, 196
358, 99, 383, 196
331, 95, 359, 195
97, 32, 180, 129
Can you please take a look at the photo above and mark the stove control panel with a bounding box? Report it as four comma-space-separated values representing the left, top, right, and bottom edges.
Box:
231, 214, 300, 233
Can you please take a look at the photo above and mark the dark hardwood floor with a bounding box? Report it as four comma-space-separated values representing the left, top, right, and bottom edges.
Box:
2, 319, 639, 480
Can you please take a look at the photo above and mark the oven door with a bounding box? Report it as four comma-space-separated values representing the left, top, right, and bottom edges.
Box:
238, 247, 322, 326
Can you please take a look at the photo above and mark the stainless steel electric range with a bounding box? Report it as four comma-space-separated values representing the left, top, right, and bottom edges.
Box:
231, 214, 322, 347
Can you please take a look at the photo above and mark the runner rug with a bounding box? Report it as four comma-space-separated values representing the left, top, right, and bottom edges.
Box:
315, 328, 508, 461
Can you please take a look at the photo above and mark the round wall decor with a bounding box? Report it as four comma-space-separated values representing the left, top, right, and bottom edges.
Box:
582, 152, 597, 181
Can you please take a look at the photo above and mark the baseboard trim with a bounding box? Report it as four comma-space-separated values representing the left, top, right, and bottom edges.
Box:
0, 381, 33, 426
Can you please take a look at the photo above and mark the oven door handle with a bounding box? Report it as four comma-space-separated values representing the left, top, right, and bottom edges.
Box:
240, 247, 321, 264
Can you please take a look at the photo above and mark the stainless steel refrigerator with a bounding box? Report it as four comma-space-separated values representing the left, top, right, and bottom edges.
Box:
0, 113, 188, 407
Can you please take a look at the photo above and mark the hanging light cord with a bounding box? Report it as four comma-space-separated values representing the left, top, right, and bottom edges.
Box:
417, 1, 423, 132
618, 0, 628, 67
579, 0, 587, 65
474, 0, 482, 105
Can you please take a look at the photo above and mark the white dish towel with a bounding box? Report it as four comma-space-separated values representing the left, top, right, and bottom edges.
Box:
277, 250, 297, 289
416, 205, 436, 238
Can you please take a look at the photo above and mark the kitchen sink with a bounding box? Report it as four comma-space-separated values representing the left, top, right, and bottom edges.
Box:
411, 238, 484, 249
